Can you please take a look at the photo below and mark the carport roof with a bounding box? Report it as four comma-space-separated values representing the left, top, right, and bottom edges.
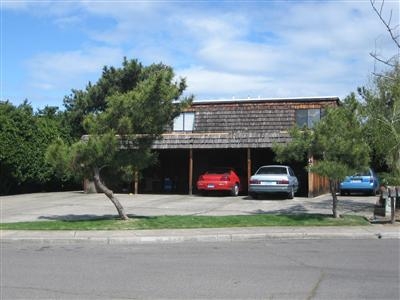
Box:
152, 131, 291, 149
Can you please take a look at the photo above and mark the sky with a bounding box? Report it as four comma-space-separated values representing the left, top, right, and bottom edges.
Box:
1, 0, 399, 110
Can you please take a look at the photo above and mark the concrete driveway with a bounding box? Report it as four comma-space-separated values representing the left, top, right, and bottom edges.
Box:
0, 191, 378, 223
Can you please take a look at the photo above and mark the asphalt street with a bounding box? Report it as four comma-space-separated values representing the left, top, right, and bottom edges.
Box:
2, 239, 399, 299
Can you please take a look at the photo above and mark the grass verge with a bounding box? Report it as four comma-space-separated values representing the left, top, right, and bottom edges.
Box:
0, 214, 369, 230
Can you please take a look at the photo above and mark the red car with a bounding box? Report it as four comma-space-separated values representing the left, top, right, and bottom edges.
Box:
196, 167, 241, 196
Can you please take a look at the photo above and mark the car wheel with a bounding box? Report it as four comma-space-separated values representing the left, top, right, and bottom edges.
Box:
287, 187, 294, 199
231, 184, 239, 196
340, 190, 345, 196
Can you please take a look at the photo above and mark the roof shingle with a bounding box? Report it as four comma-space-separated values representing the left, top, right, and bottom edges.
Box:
154, 97, 339, 149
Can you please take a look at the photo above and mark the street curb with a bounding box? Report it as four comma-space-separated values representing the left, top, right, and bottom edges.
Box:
1, 226, 399, 244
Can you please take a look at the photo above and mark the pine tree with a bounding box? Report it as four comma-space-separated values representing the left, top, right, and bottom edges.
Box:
274, 95, 370, 218
47, 59, 191, 220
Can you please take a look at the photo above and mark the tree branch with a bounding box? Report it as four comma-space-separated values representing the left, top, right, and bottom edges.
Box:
371, 72, 396, 80
371, 0, 400, 49
370, 51, 397, 67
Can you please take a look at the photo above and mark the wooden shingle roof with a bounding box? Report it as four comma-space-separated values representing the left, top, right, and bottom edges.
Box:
152, 131, 291, 149
193, 103, 292, 133
153, 97, 339, 149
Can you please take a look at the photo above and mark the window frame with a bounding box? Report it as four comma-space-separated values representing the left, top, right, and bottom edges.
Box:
295, 108, 323, 128
173, 112, 195, 132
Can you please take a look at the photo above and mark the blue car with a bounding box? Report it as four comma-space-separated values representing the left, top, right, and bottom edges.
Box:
339, 168, 379, 196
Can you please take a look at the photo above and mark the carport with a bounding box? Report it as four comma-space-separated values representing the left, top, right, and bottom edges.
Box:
140, 148, 253, 195
138, 97, 340, 197
142, 141, 309, 196
89, 97, 338, 197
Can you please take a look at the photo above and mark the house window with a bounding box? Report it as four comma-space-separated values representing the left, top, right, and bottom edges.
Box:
295, 109, 322, 128
173, 112, 195, 131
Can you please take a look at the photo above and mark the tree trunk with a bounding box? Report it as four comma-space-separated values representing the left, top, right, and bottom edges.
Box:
330, 179, 339, 218
133, 170, 139, 195
390, 188, 396, 224
93, 167, 129, 220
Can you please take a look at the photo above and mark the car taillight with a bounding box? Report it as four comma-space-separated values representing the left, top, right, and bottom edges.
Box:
277, 179, 289, 184
220, 175, 230, 181
250, 179, 260, 184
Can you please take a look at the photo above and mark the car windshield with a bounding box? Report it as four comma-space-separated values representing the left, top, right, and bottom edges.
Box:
257, 166, 287, 175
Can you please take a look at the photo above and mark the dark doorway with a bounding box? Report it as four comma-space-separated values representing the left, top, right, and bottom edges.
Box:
140, 149, 189, 194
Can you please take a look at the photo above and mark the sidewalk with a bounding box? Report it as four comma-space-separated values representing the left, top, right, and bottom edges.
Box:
1, 225, 399, 244
1, 192, 399, 244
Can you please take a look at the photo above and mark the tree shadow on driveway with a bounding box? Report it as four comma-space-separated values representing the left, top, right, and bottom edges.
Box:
248, 197, 376, 216
250, 204, 309, 215
308, 198, 376, 214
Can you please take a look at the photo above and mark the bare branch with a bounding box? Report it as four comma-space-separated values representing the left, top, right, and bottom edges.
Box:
370, 51, 397, 67
371, 0, 400, 49
371, 72, 396, 80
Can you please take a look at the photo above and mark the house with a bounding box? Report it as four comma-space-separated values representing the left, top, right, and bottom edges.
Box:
138, 96, 339, 197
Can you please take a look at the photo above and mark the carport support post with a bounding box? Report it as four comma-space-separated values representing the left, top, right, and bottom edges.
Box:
189, 148, 193, 195
308, 155, 314, 198
247, 148, 251, 187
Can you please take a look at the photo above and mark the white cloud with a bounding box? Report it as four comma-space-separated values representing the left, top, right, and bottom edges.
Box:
4, 0, 399, 109
178, 66, 272, 99
53, 15, 83, 29
180, 15, 247, 41
2, 0, 80, 17
80, 1, 172, 45
174, 1, 389, 100
81, 1, 159, 17
196, 40, 282, 74
177, 64, 356, 101
26, 46, 124, 92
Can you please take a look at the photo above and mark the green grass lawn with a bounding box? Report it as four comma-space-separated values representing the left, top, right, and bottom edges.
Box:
0, 214, 369, 230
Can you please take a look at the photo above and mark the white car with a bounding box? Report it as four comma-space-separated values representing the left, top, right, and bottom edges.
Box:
249, 165, 299, 199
